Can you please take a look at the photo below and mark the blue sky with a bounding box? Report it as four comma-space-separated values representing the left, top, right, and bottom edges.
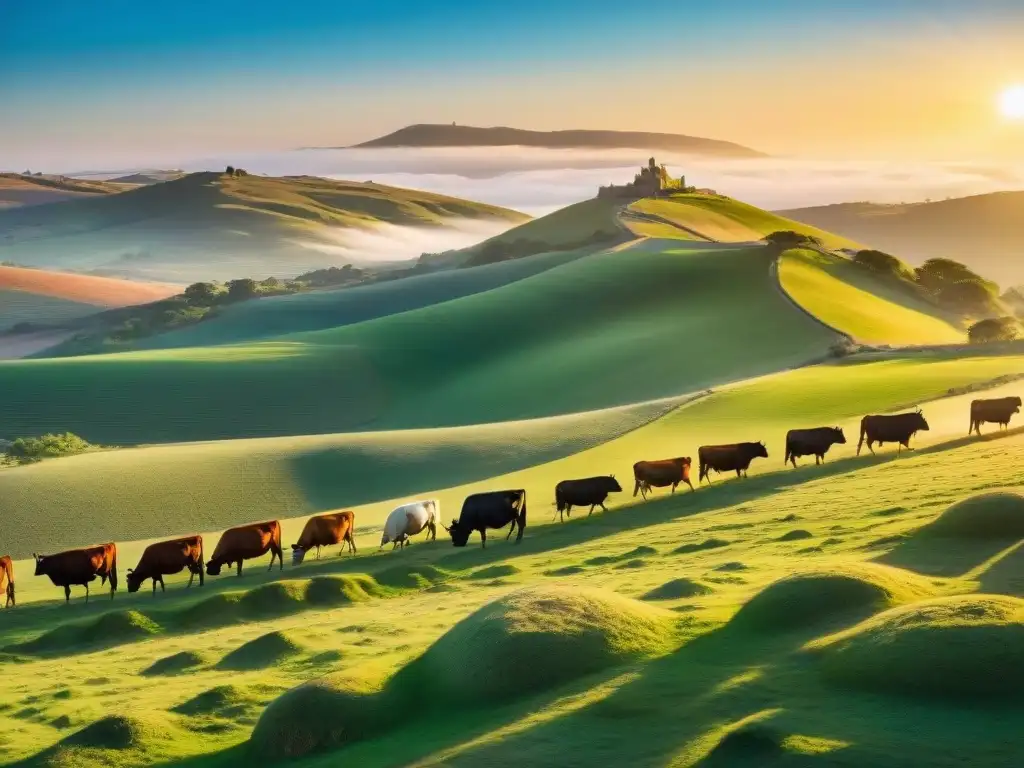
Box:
2, 1, 1024, 168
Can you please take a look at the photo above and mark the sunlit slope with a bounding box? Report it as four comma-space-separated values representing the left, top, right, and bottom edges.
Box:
625, 193, 862, 248
778, 249, 964, 345
128, 246, 594, 352
0, 241, 839, 444
5, 350, 1022, 590
0, 172, 528, 282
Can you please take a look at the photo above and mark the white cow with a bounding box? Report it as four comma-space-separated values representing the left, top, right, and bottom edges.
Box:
379, 500, 440, 550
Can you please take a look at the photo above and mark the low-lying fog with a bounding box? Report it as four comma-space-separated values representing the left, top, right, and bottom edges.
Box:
170, 147, 1024, 216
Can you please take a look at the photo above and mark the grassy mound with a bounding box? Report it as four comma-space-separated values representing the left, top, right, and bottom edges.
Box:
238, 581, 308, 619
394, 585, 677, 705
140, 650, 207, 677
643, 578, 713, 601
174, 592, 245, 630
698, 724, 786, 767
729, 565, 933, 633
249, 675, 386, 761
170, 684, 274, 718
922, 492, 1024, 539
61, 713, 175, 751
674, 538, 730, 555
374, 564, 450, 589
468, 564, 521, 580
305, 575, 387, 607
777, 529, 814, 542
809, 595, 1024, 700
11, 610, 161, 655
217, 631, 305, 671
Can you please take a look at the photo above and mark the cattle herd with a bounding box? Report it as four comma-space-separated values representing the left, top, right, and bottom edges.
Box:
1, 397, 1019, 607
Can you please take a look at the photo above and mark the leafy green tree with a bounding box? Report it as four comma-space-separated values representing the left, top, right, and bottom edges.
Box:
915, 258, 985, 295
968, 317, 1019, 344
852, 249, 909, 279
938, 280, 999, 315
226, 165, 235, 175
184, 282, 219, 305
763, 231, 823, 249
226, 278, 258, 302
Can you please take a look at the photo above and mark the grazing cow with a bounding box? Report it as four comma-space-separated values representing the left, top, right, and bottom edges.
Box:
555, 476, 623, 521
292, 511, 357, 564
632, 458, 693, 500
206, 520, 283, 577
445, 490, 526, 548
33, 543, 118, 603
857, 410, 929, 455
126, 536, 204, 594
785, 427, 846, 468
970, 396, 1022, 435
1, 555, 14, 608
380, 500, 439, 550
698, 442, 768, 484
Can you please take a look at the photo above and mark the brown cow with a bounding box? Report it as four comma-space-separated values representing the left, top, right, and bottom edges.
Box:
970, 396, 1022, 435
633, 458, 694, 499
291, 511, 357, 565
126, 536, 205, 594
206, 520, 283, 577
698, 442, 768, 483
1, 556, 14, 608
33, 544, 118, 602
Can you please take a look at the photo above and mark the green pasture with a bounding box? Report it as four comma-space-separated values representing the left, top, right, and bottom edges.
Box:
2, 412, 1022, 767
778, 249, 964, 345
0, 241, 839, 443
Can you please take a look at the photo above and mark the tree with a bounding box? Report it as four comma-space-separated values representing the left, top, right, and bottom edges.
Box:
852, 249, 909, 279
764, 231, 823, 249
915, 258, 985, 295
226, 165, 235, 175
968, 317, 1019, 344
226, 278, 258, 302
939, 279, 999, 315
183, 282, 219, 305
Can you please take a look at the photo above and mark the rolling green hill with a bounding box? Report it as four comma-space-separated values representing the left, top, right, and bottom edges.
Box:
0, 172, 528, 283
0, 240, 840, 444
0, 173, 134, 209
778, 192, 1024, 286
347, 123, 766, 157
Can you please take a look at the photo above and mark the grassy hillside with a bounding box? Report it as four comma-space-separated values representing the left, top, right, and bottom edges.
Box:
0, 173, 133, 209
348, 123, 766, 157
0, 241, 839, 443
778, 192, 1024, 286
2, 375, 1023, 765
626, 193, 862, 248
0, 173, 528, 283
778, 249, 964, 345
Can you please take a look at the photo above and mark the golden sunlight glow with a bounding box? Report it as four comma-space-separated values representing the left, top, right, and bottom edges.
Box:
999, 85, 1024, 120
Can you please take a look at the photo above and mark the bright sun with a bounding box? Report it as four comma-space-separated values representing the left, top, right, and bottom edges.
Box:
999, 85, 1024, 119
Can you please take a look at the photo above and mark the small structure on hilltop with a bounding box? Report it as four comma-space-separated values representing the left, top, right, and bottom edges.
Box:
597, 157, 689, 200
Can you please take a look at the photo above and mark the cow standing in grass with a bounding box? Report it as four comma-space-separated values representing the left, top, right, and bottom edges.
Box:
206, 520, 283, 577
1, 555, 14, 608
632, 458, 694, 499
380, 500, 439, 550
698, 442, 768, 483
292, 511, 357, 564
970, 396, 1022, 435
445, 490, 526, 547
33, 543, 118, 602
126, 535, 204, 594
784, 427, 846, 468
857, 410, 929, 455
555, 476, 622, 521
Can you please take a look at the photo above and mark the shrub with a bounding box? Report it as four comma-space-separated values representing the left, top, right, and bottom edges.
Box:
852, 249, 909, 279
763, 230, 823, 249
5, 432, 95, 462
915, 258, 985, 295
183, 281, 220, 305
939, 280, 1000, 315
968, 316, 1019, 344
226, 278, 259, 302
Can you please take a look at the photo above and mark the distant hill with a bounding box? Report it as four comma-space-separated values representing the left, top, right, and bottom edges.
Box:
0, 264, 180, 333
108, 171, 186, 185
347, 124, 765, 157
0, 172, 528, 283
778, 192, 1024, 287
0, 173, 134, 209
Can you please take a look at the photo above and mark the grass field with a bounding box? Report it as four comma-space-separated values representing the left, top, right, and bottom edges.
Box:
0, 265, 180, 332
626, 194, 862, 249
778, 249, 964, 345
1, 399, 1022, 766
0, 173, 528, 283
0, 241, 839, 443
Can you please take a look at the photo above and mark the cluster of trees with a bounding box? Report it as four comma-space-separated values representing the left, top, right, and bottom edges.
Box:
968, 317, 1019, 344
763, 231, 824, 250
2, 432, 97, 465
464, 228, 623, 268
224, 166, 249, 177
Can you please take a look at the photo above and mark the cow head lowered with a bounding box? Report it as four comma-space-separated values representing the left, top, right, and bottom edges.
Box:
290, 545, 309, 566
125, 569, 144, 593
444, 519, 472, 547
206, 561, 224, 576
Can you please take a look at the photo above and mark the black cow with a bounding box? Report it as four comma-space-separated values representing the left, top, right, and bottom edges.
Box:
970, 396, 1021, 435
857, 410, 929, 455
698, 442, 768, 483
785, 427, 846, 468
555, 476, 622, 522
445, 490, 527, 548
